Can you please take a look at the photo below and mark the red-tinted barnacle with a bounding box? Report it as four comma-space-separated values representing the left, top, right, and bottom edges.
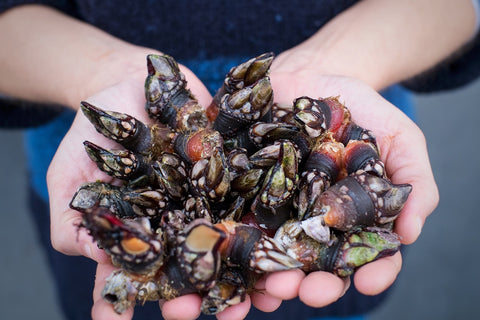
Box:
320, 173, 412, 230
207, 52, 274, 122
176, 219, 225, 291
173, 128, 224, 164
343, 140, 385, 177
317, 96, 377, 147
80, 206, 165, 276
320, 96, 352, 141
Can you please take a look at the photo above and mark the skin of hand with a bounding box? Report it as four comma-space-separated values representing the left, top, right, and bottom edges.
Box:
3, 0, 475, 318
46, 62, 289, 319
46, 65, 222, 320
254, 67, 440, 309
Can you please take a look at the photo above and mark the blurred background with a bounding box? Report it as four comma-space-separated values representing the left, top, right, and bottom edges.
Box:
1, 78, 479, 319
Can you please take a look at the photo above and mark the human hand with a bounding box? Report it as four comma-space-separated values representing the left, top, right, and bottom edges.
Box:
46, 63, 236, 320
257, 67, 439, 308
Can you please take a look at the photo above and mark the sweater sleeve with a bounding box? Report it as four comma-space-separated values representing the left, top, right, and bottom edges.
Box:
0, 1, 78, 128
0, 0, 78, 16
401, 0, 480, 93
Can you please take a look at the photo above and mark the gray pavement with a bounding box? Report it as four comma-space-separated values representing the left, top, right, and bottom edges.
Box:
1, 79, 479, 320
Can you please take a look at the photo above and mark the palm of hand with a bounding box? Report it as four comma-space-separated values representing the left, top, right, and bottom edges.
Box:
47, 67, 438, 320
264, 71, 439, 306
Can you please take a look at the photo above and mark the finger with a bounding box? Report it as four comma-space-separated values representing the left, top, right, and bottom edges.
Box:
47, 112, 109, 259
393, 169, 439, 244
160, 294, 202, 320
298, 271, 348, 308
250, 276, 282, 312
92, 263, 134, 320
265, 269, 305, 300
178, 65, 213, 108
382, 124, 439, 244
48, 171, 110, 264
51, 218, 110, 264
353, 251, 402, 295
216, 295, 251, 320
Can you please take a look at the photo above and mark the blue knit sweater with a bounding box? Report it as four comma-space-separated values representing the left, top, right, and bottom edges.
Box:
0, 1, 477, 319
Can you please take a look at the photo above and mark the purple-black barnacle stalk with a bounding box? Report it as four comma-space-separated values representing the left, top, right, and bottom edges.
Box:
339, 122, 378, 147
343, 140, 385, 177
215, 220, 302, 273
145, 54, 208, 132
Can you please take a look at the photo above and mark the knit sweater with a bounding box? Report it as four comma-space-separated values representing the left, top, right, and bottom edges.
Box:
1, 0, 480, 127
0, 1, 477, 319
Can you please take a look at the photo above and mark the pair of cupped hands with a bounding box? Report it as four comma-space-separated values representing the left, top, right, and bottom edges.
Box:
47, 52, 439, 320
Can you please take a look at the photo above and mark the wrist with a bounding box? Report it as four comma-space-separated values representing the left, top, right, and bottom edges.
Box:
67, 45, 161, 109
